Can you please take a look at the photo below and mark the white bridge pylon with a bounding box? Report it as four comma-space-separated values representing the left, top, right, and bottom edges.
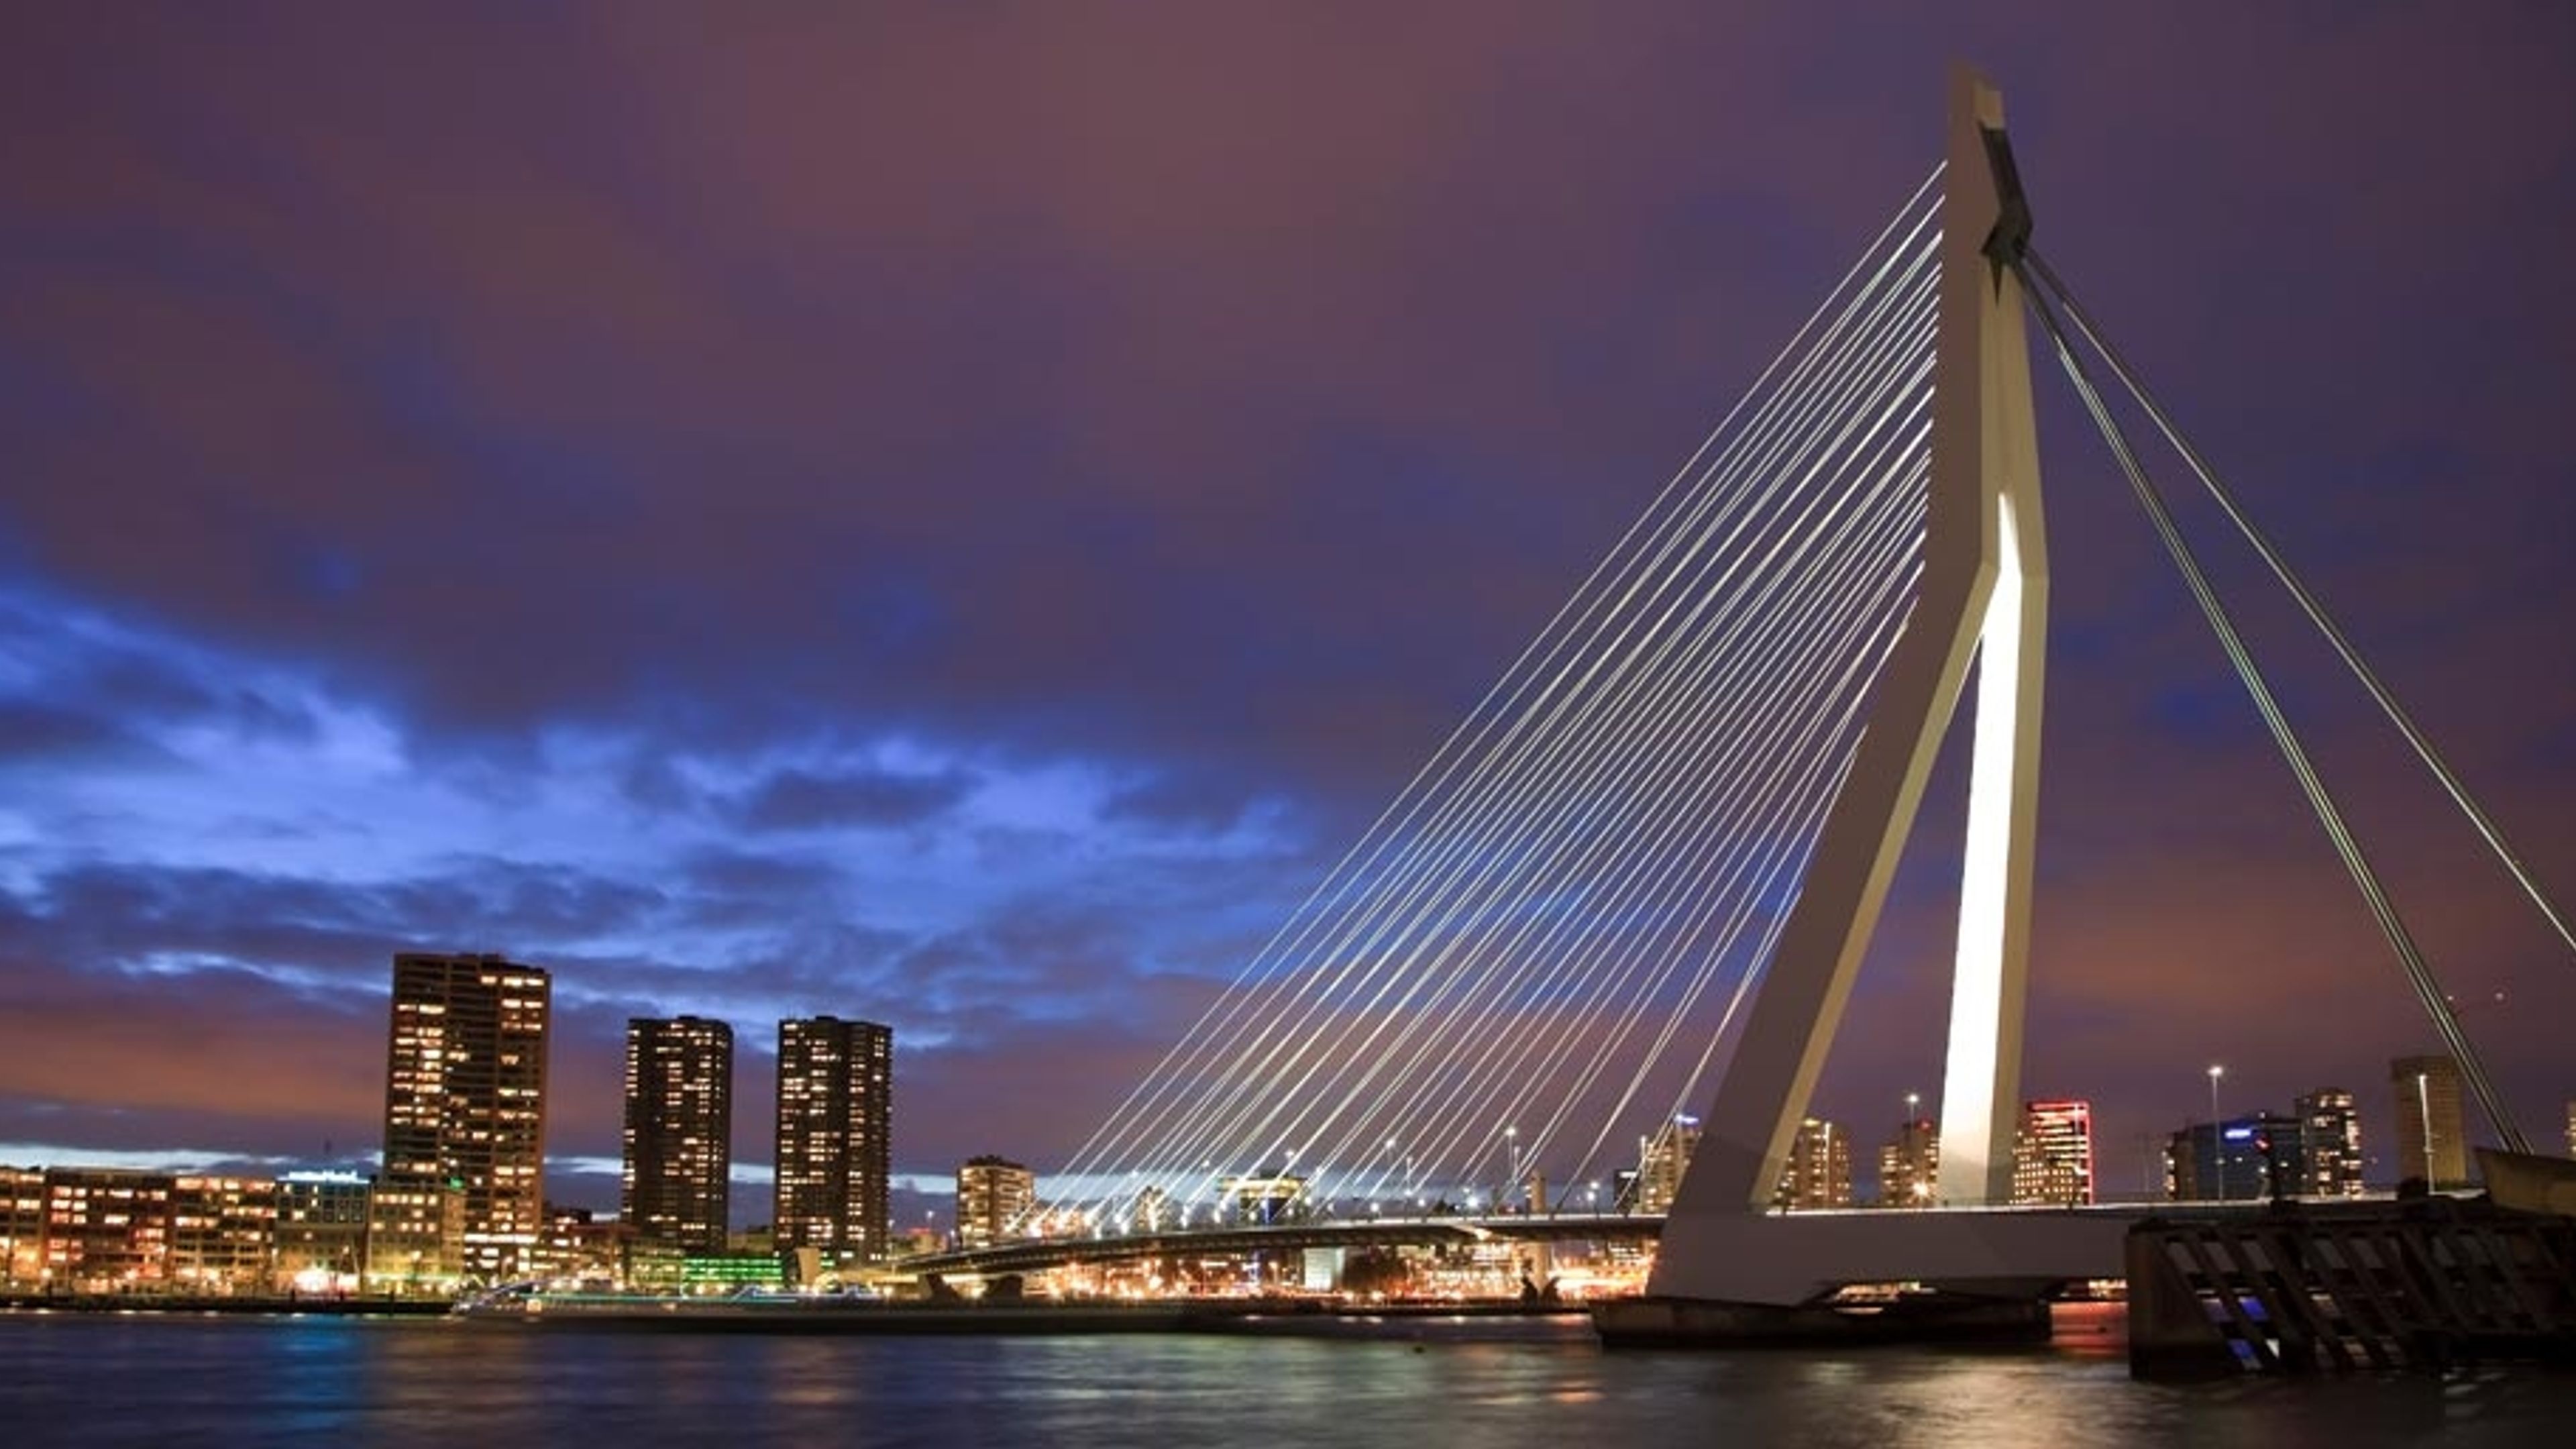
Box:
1658, 67, 2048, 1275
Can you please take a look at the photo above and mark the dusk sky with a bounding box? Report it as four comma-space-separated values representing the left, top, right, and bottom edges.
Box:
3, 5, 2571, 1218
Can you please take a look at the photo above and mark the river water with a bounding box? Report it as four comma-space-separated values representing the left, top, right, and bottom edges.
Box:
1, 1311, 2567, 1446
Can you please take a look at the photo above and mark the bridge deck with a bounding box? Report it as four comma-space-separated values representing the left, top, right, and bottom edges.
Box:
906, 1213, 1662, 1279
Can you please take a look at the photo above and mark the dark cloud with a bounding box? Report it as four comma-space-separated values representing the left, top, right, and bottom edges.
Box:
0, 859, 708, 1030
733, 765, 978, 833
0, 700, 166, 766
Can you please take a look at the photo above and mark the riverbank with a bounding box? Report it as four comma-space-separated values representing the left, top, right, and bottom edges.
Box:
0, 1293, 1578, 1335
0, 1293, 453, 1318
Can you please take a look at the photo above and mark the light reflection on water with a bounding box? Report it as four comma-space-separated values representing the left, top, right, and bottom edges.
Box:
0, 1313, 2568, 1448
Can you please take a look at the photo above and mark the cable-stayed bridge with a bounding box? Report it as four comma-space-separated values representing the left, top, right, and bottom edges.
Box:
912, 70, 2573, 1312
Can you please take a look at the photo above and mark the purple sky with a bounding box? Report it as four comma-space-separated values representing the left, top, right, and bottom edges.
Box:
3, 5, 2571, 1216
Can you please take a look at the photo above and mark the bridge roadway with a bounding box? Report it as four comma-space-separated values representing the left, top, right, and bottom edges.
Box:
906, 1212, 1664, 1280
906, 1198, 2320, 1291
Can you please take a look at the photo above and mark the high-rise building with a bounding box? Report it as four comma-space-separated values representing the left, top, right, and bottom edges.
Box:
380, 952, 551, 1281
622, 1016, 734, 1253
2010, 1100, 2096, 1206
2390, 1055, 2469, 1189
1877, 1116, 1939, 1207
2563, 1099, 2574, 1160
2, 1166, 46, 1288
1776, 1118, 1852, 1210
1635, 1114, 1701, 1214
2295, 1088, 2364, 1197
170, 1175, 277, 1295
773, 1016, 893, 1265
955, 1156, 1036, 1248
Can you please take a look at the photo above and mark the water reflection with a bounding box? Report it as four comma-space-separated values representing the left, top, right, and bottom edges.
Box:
0, 1313, 2568, 1448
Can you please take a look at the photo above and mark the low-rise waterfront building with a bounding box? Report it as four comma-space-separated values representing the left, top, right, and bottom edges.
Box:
170, 1175, 277, 1295
365, 1179, 465, 1295
2, 1166, 43, 1289
274, 1171, 371, 1294
42, 1168, 174, 1293
537, 1204, 637, 1286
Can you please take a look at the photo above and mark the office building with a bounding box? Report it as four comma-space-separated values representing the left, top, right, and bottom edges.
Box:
958, 1150, 1035, 1242
1635, 1114, 1701, 1214
380, 952, 551, 1281
169, 1175, 277, 1295
773, 1016, 893, 1265
40, 1168, 174, 1292
2, 1167, 46, 1288
2167, 1113, 2300, 1201
2010, 1100, 2096, 1205
1776, 1118, 1852, 1210
1878, 1116, 1939, 1207
273, 1172, 372, 1293
2296, 1088, 2365, 1197
622, 1016, 734, 1253
2390, 1055, 2469, 1189
2563, 1099, 2573, 1160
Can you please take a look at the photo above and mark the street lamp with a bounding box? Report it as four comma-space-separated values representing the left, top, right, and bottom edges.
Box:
2416, 1071, 2433, 1188
2207, 1065, 2226, 1201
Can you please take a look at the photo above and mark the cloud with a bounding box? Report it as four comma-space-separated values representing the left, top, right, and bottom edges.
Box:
733, 765, 979, 832
0, 701, 167, 767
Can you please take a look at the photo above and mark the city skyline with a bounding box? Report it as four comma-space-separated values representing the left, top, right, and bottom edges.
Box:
4, 8, 2574, 1212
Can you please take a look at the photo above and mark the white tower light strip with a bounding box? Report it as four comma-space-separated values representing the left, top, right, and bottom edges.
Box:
1655, 69, 2047, 1304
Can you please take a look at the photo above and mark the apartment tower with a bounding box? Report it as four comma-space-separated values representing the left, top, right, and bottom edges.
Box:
622, 1016, 735, 1253
380, 952, 550, 1281
773, 1017, 893, 1265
